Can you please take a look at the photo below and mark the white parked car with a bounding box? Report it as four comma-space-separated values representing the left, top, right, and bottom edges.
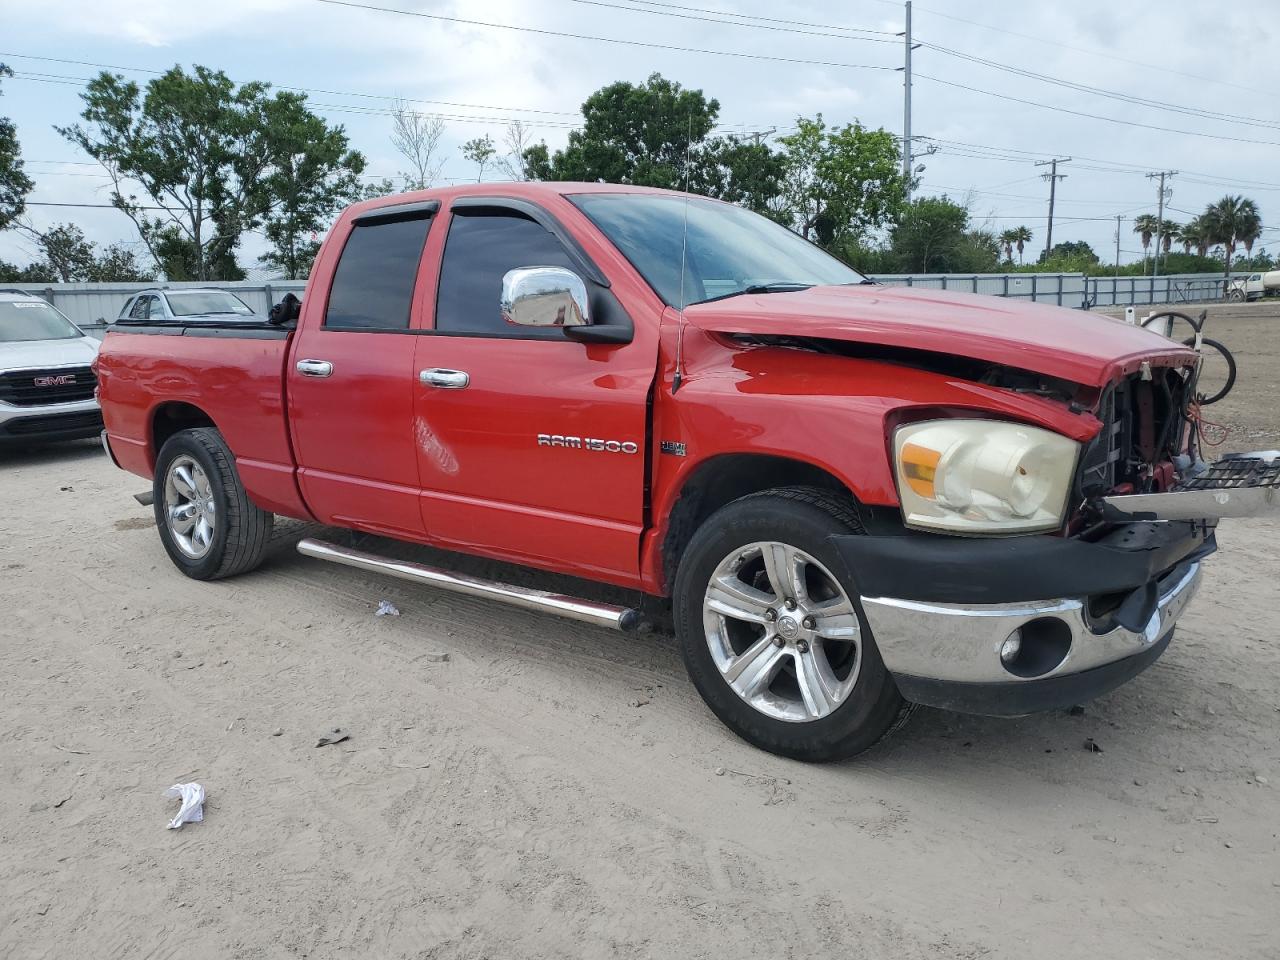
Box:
0, 290, 103, 446
118, 287, 257, 323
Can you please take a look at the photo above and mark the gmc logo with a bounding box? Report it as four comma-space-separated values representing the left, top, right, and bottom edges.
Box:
34, 374, 77, 387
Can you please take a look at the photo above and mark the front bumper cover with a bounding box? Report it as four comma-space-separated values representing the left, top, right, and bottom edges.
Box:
829, 521, 1215, 716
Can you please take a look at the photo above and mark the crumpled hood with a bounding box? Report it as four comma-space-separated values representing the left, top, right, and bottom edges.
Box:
0, 334, 100, 372
683, 284, 1194, 387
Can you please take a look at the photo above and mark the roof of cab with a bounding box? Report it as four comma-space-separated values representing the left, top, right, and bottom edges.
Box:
343, 180, 687, 221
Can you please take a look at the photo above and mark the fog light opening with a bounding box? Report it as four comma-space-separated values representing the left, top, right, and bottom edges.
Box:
1000, 632, 1022, 664
999, 617, 1072, 678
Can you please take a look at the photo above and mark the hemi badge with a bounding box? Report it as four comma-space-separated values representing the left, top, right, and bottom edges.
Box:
660, 440, 686, 457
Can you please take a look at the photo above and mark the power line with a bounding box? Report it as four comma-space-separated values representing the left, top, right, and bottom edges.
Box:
587, 0, 898, 37
907, 4, 1272, 98
560, 0, 898, 42
915, 74, 1280, 149
309, 0, 898, 72
0, 53, 581, 118
920, 42, 1280, 133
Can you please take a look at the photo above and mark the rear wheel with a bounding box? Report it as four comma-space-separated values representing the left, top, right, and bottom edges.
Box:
153, 427, 274, 580
673, 487, 911, 762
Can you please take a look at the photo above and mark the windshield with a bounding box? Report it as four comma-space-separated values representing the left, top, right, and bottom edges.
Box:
0, 300, 83, 342
571, 193, 866, 307
165, 291, 254, 317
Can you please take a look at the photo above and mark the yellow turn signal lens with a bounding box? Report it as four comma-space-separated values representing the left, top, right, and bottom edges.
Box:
900, 442, 940, 498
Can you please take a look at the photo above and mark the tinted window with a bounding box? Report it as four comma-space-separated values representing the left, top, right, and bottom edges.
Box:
128, 296, 149, 320
324, 215, 433, 330
436, 210, 577, 335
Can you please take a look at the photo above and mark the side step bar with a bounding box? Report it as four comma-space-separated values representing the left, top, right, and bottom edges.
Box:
296, 537, 642, 632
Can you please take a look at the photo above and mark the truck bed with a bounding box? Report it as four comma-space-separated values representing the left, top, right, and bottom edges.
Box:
97, 320, 309, 518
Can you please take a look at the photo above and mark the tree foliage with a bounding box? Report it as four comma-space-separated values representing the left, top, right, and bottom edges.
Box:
0, 222, 153, 282
462, 134, 496, 182
887, 196, 999, 273
776, 116, 907, 247
1, 64, 33, 231
59, 65, 364, 281
1203, 195, 1261, 274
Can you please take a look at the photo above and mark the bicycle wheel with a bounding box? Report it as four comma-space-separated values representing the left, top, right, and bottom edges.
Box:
1183, 336, 1236, 405
1142, 309, 1204, 340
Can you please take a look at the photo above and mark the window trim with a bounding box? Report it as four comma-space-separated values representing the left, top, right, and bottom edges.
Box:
322, 209, 436, 332
430, 198, 621, 342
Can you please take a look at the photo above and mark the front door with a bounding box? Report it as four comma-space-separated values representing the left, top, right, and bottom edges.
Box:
411, 202, 657, 587
288, 205, 436, 538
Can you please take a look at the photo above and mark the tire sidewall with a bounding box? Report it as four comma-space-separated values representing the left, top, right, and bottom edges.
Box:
673, 494, 903, 761
153, 431, 234, 580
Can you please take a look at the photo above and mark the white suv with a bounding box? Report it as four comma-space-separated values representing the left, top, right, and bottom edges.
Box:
0, 290, 103, 446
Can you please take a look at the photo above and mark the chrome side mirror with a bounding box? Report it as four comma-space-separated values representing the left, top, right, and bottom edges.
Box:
501, 266, 590, 329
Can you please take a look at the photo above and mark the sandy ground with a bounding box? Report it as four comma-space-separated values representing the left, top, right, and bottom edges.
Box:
3, 307, 1280, 959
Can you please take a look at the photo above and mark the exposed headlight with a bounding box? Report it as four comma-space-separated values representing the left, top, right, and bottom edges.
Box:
894, 419, 1079, 534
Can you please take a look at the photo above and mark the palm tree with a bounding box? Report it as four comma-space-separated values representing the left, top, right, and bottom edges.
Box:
1203, 195, 1263, 275
1184, 215, 1213, 258
1133, 214, 1159, 266
1160, 220, 1179, 257
1011, 225, 1032, 265
1173, 223, 1194, 255
998, 229, 1017, 263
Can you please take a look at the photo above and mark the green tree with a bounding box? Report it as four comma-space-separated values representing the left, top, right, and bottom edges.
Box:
59, 65, 364, 281
1133, 214, 1159, 265
1009, 225, 1032, 265
258, 101, 365, 278
1, 63, 33, 231
688, 136, 785, 215
6, 222, 153, 282
776, 115, 907, 248
1037, 240, 1099, 265
545, 73, 719, 188
1203, 195, 1261, 275
998, 228, 1017, 263
888, 196, 998, 273
461, 134, 496, 182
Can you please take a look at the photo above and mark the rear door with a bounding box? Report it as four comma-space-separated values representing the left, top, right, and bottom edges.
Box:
411, 199, 657, 586
287, 202, 437, 538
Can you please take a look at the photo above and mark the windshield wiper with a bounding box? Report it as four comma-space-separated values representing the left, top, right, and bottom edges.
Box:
697, 282, 813, 305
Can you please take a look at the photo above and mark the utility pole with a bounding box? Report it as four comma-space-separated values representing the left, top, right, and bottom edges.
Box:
1114, 214, 1122, 277
1035, 158, 1071, 257
1146, 170, 1177, 277
899, 1, 917, 201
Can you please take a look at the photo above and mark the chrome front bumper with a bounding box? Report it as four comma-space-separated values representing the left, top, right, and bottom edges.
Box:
861, 560, 1202, 709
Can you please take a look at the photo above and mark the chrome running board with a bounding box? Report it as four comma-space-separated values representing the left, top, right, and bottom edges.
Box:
296, 537, 641, 632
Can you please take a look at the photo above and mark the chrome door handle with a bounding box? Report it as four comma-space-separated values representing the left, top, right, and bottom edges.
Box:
419, 368, 470, 389
296, 359, 334, 378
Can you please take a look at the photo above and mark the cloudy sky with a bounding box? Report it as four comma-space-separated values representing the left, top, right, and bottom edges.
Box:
1, 0, 1277, 271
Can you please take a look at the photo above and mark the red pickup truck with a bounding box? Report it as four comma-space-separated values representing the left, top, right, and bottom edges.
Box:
97, 182, 1278, 761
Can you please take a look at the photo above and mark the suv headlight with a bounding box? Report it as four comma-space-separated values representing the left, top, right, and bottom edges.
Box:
894, 419, 1080, 534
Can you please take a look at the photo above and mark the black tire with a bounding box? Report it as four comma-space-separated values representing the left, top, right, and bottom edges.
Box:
1183, 336, 1237, 405
152, 427, 274, 580
673, 486, 913, 762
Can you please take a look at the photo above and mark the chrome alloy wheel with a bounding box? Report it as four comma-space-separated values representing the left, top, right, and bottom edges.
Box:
163, 454, 216, 560
702, 541, 862, 722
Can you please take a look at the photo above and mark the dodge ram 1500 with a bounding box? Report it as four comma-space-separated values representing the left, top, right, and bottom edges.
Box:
96, 183, 1279, 760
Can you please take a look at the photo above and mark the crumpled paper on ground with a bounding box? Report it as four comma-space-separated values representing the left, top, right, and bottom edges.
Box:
165, 782, 205, 829
375, 600, 400, 617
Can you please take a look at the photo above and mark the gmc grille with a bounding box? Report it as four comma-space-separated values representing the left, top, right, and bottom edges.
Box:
0, 366, 97, 407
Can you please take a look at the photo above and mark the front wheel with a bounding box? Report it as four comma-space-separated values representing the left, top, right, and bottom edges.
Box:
673, 487, 912, 762
153, 427, 274, 580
